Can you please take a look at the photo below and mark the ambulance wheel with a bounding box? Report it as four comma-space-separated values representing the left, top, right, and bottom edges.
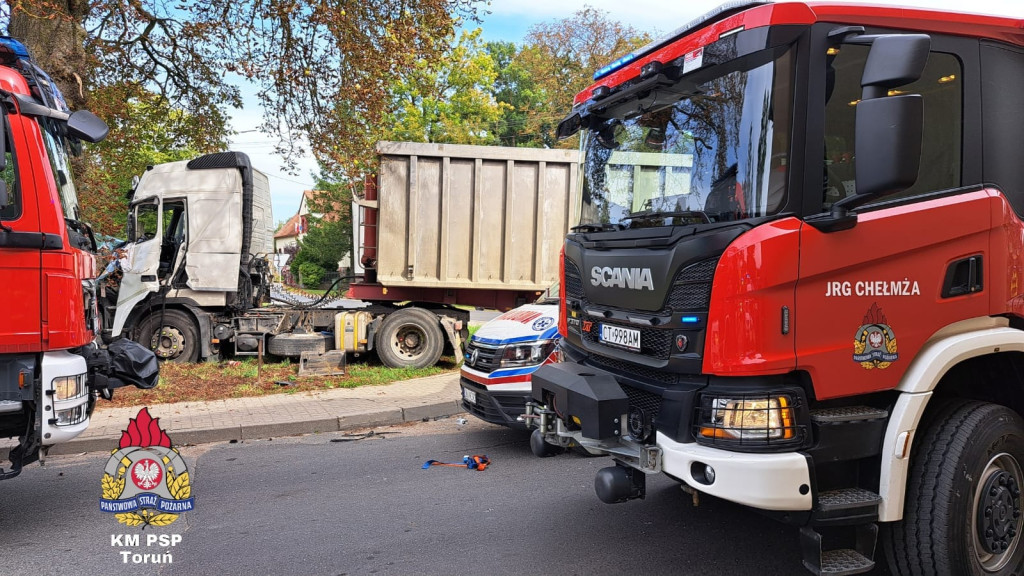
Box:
138, 309, 199, 363
376, 308, 443, 369
530, 429, 564, 458
883, 400, 1024, 576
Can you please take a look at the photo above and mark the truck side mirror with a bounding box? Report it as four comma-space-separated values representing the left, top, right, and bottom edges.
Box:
854, 95, 923, 197
861, 35, 930, 99
67, 110, 109, 144
556, 112, 582, 140
852, 34, 929, 200
809, 34, 929, 233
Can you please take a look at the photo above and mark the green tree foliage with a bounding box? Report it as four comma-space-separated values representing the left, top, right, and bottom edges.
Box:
297, 262, 325, 289
517, 7, 650, 148
385, 29, 505, 145
1, 0, 477, 228
485, 40, 543, 148
290, 174, 354, 286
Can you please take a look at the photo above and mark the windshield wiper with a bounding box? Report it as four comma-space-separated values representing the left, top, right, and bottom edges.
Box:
571, 222, 624, 232
622, 210, 711, 224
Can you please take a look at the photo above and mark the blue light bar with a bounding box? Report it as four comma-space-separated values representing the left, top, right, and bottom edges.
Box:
593, 53, 637, 81
681, 316, 701, 324
590, 0, 770, 83
0, 37, 30, 59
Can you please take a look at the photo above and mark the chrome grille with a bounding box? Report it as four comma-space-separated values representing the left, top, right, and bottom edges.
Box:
464, 341, 502, 374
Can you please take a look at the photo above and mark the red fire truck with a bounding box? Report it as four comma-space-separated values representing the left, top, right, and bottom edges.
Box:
0, 38, 156, 480
526, 1, 1024, 574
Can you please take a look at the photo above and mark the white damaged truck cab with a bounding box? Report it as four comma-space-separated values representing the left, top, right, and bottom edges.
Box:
106, 152, 274, 362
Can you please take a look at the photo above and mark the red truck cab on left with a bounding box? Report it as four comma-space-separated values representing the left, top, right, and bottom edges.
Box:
0, 37, 157, 480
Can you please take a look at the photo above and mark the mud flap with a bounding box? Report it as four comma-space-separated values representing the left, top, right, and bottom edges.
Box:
438, 315, 464, 365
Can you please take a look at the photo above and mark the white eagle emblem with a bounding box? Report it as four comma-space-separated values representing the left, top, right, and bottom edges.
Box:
132, 460, 162, 490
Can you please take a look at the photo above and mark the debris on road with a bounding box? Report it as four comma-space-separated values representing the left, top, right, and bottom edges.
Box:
422, 454, 490, 471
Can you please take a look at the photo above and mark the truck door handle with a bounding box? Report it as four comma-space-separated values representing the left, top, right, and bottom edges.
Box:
941, 255, 982, 298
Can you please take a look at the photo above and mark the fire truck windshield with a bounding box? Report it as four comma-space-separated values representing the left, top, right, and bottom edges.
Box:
579, 47, 793, 228
37, 115, 81, 222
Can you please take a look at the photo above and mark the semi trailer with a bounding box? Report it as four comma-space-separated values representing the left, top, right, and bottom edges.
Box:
106, 142, 579, 369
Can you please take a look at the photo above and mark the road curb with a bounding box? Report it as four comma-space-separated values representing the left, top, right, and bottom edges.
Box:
403, 400, 463, 422
49, 402, 467, 456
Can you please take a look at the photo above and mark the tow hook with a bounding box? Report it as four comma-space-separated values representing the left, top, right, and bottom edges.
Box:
522, 401, 664, 473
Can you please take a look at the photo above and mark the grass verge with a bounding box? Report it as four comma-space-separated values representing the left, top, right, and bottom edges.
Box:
105, 355, 459, 408
104, 319, 481, 408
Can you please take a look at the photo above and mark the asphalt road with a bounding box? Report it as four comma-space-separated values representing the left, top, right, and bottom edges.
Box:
0, 418, 893, 576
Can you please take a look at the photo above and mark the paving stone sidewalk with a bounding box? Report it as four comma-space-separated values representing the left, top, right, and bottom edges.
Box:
50, 372, 465, 455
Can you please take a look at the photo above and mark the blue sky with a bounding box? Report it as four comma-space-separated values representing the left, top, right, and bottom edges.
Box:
229, 0, 1024, 224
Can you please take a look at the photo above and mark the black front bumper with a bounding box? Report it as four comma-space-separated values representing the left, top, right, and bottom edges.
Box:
460, 377, 529, 429
530, 360, 705, 445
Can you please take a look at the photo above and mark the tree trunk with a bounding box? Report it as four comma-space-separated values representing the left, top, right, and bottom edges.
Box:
7, 0, 93, 110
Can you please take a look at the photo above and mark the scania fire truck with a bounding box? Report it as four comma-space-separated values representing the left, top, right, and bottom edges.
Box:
526, 1, 1024, 574
0, 38, 157, 480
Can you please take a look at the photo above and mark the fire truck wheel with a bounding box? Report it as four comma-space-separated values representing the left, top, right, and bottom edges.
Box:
376, 308, 443, 369
138, 309, 199, 363
883, 400, 1024, 576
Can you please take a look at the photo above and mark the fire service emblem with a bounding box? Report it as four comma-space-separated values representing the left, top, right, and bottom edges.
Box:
852, 303, 899, 370
100, 408, 194, 527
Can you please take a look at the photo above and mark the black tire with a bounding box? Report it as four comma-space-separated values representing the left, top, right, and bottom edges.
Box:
375, 308, 444, 369
137, 309, 199, 363
530, 428, 564, 458
266, 333, 332, 357
883, 400, 1024, 576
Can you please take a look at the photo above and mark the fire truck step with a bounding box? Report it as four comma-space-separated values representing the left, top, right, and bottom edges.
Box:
813, 488, 881, 523
799, 525, 877, 576
816, 549, 875, 576
817, 488, 882, 512
810, 406, 888, 423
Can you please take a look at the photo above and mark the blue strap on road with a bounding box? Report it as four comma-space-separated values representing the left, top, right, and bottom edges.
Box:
422, 455, 490, 471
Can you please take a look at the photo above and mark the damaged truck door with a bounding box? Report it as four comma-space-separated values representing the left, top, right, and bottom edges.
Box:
111, 197, 163, 339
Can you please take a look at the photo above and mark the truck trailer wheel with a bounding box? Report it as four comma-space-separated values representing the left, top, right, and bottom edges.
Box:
376, 308, 443, 369
137, 309, 199, 363
883, 400, 1024, 576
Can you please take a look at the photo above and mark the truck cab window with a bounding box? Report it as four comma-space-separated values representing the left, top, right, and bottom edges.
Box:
0, 125, 18, 221
37, 116, 81, 222
159, 201, 185, 279
131, 202, 159, 242
162, 201, 185, 243
823, 44, 962, 209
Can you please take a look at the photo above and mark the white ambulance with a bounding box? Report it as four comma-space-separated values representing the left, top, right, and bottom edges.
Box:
459, 286, 560, 428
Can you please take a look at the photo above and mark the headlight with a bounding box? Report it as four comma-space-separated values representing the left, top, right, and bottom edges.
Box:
697, 394, 796, 443
500, 339, 557, 368
54, 404, 88, 426
53, 375, 86, 401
